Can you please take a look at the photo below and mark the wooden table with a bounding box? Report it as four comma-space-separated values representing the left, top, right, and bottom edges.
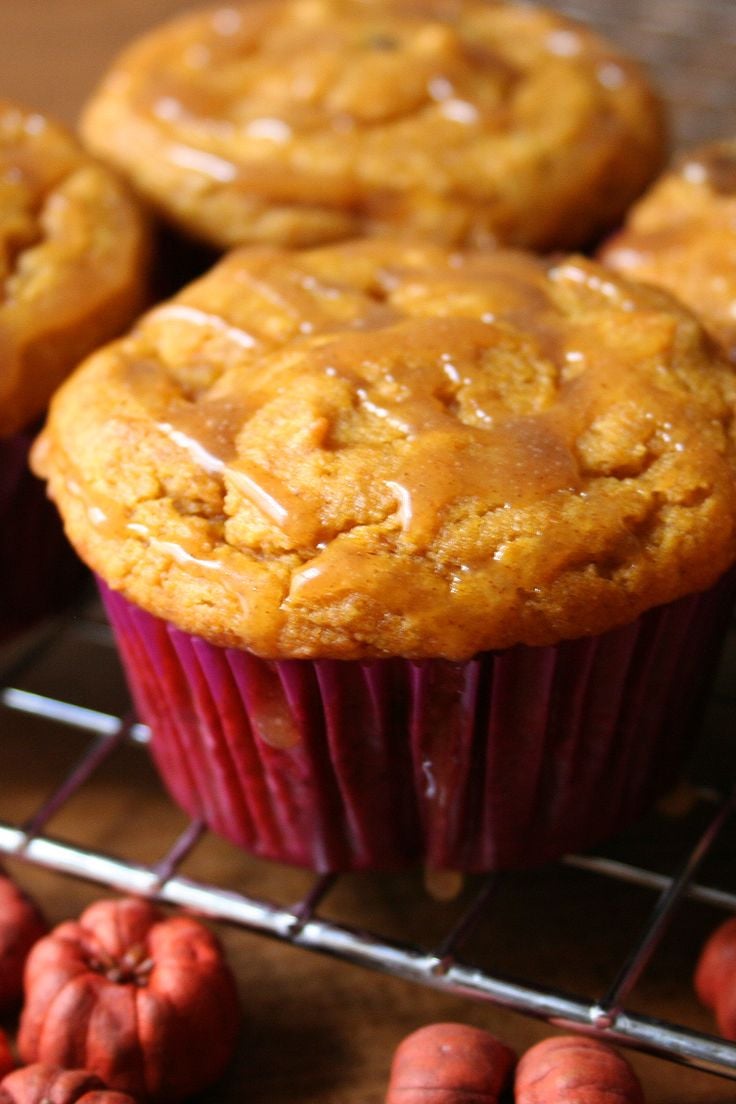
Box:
2, 2, 736, 1102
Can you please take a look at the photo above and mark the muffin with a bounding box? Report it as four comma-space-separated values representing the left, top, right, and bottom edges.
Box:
600, 140, 736, 362
80, 0, 667, 252
0, 99, 150, 640
32, 240, 736, 872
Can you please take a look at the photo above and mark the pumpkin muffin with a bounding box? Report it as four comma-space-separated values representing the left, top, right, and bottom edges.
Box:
600, 140, 736, 363
0, 100, 150, 641
80, 0, 666, 252
33, 240, 736, 871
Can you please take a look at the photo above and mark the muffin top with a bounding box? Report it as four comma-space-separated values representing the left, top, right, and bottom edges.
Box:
0, 100, 150, 438
80, 0, 666, 252
600, 140, 736, 363
33, 240, 736, 660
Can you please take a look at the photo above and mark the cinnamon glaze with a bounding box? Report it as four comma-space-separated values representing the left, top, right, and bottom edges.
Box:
33, 240, 736, 660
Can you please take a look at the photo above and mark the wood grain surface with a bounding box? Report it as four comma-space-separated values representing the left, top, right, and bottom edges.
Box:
2, 2, 736, 1102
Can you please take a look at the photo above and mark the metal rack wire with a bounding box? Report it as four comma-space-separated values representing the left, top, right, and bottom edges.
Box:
2, 604, 736, 1081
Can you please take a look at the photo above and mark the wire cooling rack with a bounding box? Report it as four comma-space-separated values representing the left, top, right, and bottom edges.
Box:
2, 599, 736, 1081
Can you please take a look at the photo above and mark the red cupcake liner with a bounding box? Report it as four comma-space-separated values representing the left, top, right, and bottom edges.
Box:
100, 573, 736, 873
0, 431, 87, 642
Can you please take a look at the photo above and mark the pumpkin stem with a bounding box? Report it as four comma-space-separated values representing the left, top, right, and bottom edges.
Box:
88, 942, 154, 986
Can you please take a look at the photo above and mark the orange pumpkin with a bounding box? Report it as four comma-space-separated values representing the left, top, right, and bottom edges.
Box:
0, 873, 46, 1012
0, 1064, 136, 1104
694, 916, 736, 1038
386, 1023, 516, 1104
76, 1096, 139, 1104
18, 898, 240, 1103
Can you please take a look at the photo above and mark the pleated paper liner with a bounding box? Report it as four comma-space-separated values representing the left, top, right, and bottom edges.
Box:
100, 571, 735, 873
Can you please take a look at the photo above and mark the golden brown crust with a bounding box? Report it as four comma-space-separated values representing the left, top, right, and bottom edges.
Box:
32, 240, 736, 660
80, 0, 666, 252
0, 99, 150, 437
600, 140, 736, 362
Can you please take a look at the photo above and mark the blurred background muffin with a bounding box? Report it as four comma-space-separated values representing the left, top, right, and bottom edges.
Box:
0, 99, 150, 641
79, 0, 667, 252
600, 140, 736, 363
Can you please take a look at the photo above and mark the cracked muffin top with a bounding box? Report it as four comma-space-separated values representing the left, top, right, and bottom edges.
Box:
80, 0, 666, 252
0, 100, 150, 438
600, 140, 736, 364
32, 240, 736, 660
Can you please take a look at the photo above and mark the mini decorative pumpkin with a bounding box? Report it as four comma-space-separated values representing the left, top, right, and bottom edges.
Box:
514, 1036, 644, 1104
76, 1096, 138, 1104
694, 916, 736, 1038
386, 1022, 516, 1104
0, 873, 46, 1012
0, 1063, 136, 1104
18, 898, 240, 1103
0, 1031, 14, 1081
